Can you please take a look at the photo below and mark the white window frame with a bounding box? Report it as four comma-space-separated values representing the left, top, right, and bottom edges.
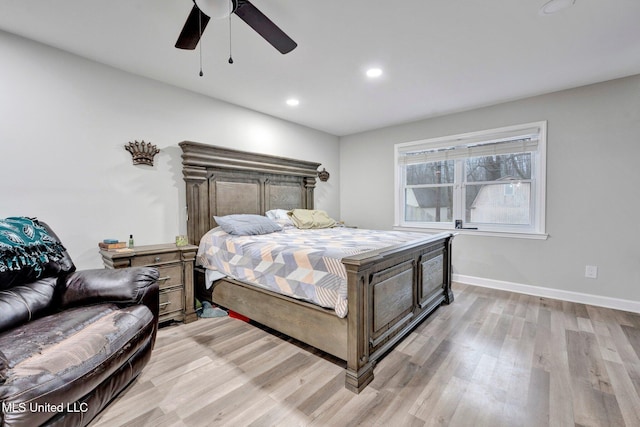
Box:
394, 121, 547, 239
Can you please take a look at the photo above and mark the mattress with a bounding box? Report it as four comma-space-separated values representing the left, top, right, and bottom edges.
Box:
196, 226, 426, 318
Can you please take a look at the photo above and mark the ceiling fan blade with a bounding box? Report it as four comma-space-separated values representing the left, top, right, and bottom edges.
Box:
175, 5, 211, 50
234, 0, 297, 54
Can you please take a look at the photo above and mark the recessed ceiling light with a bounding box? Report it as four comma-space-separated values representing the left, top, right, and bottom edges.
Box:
286, 98, 299, 106
366, 68, 383, 78
539, 0, 576, 15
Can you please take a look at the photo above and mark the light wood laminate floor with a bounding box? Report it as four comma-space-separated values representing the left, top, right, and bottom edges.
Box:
91, 283, 640, 426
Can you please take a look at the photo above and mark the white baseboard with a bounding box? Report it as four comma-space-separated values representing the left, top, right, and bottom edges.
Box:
453, 274, 640, 314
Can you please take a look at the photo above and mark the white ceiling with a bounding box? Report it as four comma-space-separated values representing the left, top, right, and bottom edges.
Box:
1, 0, 639, 136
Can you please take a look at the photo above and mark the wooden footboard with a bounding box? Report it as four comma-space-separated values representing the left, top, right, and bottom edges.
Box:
342, 232, 454, 393
196, 232, 454, 393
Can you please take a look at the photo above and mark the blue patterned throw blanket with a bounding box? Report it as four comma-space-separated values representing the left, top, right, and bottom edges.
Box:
0, 217, 67, 286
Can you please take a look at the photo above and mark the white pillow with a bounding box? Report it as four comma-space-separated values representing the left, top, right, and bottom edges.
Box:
265, 209, 290, 220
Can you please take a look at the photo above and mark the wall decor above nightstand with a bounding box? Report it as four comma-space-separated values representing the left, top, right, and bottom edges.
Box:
100, 243, 198, 324
318, 167, 330, 182
125, 140, 160, 166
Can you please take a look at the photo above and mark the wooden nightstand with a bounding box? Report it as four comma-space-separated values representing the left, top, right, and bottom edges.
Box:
100, 243, 198, 324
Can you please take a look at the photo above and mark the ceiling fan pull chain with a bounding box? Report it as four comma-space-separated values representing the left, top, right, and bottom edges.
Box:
199, 9, 204, 76
228, 14, 234, 64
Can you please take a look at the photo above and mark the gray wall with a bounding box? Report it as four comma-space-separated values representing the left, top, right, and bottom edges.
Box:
340, 75, 640, 303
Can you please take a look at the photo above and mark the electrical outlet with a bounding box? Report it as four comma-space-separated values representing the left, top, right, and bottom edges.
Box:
585, 265, 598, 279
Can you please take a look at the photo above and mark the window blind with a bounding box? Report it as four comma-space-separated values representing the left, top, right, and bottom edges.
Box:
400, 138, 538, 164
397, 125, 541, 165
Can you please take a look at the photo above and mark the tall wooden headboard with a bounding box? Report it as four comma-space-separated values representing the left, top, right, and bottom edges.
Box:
180, 141, 322, 245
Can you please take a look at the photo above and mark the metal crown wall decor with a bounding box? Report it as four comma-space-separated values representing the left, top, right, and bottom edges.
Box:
125, 140, 160, 166
318, 168, 330, 182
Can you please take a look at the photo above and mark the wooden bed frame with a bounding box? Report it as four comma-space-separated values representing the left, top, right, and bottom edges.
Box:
180, 141, 454, 393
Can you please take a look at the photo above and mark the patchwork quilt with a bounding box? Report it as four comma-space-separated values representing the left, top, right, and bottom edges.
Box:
197, 227, 425, 318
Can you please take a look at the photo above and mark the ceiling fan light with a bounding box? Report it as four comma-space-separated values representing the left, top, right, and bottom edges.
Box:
195, 0, 233, 19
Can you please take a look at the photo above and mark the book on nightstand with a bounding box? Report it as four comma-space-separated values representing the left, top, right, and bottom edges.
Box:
98, 241, 127, 250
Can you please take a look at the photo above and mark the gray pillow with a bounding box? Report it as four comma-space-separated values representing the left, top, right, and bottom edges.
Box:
214, 214, 282, 235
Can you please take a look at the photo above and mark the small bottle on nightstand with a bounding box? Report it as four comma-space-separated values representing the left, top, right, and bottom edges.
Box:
128, 234, 134, 248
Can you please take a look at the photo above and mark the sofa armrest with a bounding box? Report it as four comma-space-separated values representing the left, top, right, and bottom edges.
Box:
60, 267, 159, 318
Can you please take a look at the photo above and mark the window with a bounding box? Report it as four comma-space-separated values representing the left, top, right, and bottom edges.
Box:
395, 122, 546, 237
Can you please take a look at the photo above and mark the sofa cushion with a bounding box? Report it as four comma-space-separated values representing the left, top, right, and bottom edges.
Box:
0, 303, 154, 426
0, 276, 58, 334
0, 217, 75, 290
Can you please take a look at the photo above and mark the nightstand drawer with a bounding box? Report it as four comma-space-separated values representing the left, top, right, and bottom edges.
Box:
100, 243, 198, 324
156, 264, 183, 289
131, 251, 180, 267
159, 287, 184, 317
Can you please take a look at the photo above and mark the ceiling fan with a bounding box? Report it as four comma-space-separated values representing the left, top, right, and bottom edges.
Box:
175, 0, 297, 54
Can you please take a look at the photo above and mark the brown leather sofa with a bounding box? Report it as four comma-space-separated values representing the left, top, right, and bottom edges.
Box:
0, 218, 159, 426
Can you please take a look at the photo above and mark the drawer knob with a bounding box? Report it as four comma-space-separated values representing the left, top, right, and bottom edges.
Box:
154, 256, 161, 262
